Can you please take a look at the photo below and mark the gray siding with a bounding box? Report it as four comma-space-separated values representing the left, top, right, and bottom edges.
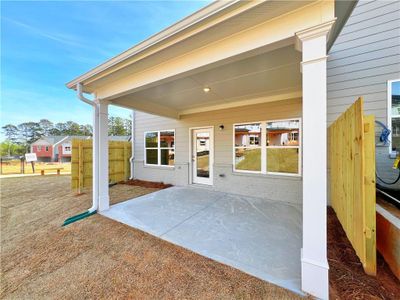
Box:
134, 99, 302, 204
328, 0, 400, 186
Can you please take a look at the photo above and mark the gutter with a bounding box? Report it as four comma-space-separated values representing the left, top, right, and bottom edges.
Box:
62, 83, 99, 226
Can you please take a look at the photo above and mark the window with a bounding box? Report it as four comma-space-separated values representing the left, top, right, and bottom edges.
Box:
145, 130, 175, 166
45, 146, 49, 152
389, 80, 400, 151
266, 120, 300, 174
64, 146, 71, 151
233, 119, 301, 175
37, 146, 42, 151
234, 123, 261, 172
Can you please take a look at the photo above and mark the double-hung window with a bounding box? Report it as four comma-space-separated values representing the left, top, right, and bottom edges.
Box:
389, 80, 400, 152
145, 130, 175, 166
233, 119, 301, 175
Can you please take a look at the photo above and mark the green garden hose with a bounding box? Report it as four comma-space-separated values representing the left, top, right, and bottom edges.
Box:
62, 210, 96, 226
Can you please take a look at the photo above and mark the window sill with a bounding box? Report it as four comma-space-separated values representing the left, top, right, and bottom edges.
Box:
143, 164, 175, 170
230, 170, 302, 180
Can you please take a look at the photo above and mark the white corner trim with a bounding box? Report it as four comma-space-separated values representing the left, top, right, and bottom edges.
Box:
300, 55, 329, 73
301, 249, 329, 300
295, 19, 337, 51
179, 91, 301, 116
301, 254, 329, 270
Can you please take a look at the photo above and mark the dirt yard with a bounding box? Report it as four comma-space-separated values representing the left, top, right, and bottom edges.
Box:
1, 176, 301, 299
0, 160, 71, 175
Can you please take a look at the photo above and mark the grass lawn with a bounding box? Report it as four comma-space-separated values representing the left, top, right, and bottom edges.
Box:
0, 176, 301, 299
196, 154, 209, 170
1, 160, 71, 175
235, 148, 299, 173
267, 148, 298, 174
235, 148, 261, 171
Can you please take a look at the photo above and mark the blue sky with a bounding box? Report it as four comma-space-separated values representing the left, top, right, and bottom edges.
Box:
1, 0, 209, 140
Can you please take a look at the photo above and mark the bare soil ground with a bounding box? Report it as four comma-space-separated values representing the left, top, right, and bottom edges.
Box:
1, 176, 301, 299
1, 161, 71, 175
328, 207, 400, 299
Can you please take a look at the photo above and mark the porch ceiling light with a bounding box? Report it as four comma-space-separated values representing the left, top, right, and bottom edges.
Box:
203, 87, 211, 93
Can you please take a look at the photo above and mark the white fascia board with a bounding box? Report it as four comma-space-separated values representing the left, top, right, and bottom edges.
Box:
65, 0, 247, 90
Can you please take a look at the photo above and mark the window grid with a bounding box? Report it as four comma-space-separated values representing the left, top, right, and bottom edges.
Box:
144, 130, 175, 167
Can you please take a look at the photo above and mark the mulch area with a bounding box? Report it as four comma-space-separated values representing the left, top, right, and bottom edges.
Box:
328, 207, 400, 299
122, 179, 173, 189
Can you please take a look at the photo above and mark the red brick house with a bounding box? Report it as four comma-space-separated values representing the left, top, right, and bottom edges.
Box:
31, 136, 67, 162
31, 135, 130, 162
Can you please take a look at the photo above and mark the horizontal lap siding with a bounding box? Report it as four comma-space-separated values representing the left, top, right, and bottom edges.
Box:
327, 0, 400, 185
135, 99, 301, 164
134, 98, 302, 203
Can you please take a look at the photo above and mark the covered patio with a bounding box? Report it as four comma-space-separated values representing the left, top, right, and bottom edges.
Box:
101, 186, 302, 293
67, 1, 357, 298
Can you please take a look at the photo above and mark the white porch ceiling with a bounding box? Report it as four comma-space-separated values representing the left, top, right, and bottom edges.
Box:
111, 45, 302, 116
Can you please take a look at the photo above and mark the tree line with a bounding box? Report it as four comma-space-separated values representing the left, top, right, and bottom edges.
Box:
1, 117, 132, 157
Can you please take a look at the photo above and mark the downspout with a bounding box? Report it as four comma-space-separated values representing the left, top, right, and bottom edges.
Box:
62, 83, 98, 226
129, 110, 135, 179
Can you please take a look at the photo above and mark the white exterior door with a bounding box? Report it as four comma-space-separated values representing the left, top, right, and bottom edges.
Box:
192, 128, 213, 185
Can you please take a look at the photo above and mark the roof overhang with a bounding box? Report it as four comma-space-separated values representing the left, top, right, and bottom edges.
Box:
66, 0, 357, 118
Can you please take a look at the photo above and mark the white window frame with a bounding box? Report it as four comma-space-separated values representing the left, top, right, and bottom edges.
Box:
233, 118, 302, 176
144, 129, 175, 167
37, 145, 42, 151
388, 79, 400, 153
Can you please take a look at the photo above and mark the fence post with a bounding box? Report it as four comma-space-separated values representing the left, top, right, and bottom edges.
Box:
78, 141, 83, 194
363, 114, 377, 275
123, 142, 128, 181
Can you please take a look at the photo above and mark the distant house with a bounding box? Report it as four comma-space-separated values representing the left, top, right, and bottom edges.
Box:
31, 136, 66, 162
31, 135, 131, 162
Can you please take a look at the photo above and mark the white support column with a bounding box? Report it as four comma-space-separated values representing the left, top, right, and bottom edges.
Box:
97, 100, 110, 211
295, 20, 335, 300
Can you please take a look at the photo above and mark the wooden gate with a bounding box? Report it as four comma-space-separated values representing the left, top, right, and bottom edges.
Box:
329, 97, 376, 275
71, 139, 132, 191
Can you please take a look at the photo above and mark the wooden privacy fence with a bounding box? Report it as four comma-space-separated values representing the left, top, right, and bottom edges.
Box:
329, 97, 376, 275
71, 139, 132, 191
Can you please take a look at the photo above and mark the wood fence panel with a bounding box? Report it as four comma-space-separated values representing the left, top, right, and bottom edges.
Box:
71, 139, 131, 191
329, 97, 376, 275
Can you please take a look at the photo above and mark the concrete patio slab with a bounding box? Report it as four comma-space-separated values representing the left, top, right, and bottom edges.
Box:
101, 186, 302, 294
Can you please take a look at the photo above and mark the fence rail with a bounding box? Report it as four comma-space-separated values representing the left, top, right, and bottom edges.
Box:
329, 97, 376, 275
71, 139, 131, 191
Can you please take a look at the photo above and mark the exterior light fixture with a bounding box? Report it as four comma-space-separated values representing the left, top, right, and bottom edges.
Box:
203, 87, 211, 93
219, 125, 224, 130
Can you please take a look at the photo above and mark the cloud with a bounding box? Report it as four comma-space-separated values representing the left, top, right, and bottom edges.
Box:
2, 17, 87, 48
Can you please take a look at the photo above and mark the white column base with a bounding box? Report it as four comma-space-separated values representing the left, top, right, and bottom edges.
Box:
301, 249, 329, 300
98, 195, 110, 212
